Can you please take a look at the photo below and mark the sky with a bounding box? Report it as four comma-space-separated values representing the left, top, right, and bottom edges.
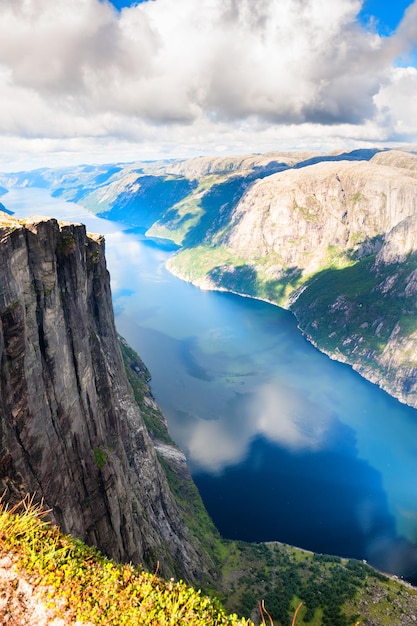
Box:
0, 0, 417, 171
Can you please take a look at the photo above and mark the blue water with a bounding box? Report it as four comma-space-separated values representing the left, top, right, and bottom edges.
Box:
5, 188, 417, 583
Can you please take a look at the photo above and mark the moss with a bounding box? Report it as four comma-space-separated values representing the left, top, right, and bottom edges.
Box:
5, 300, 20, 313
292, 197, 321, 224
350, 192, 363, 204
119, 336, 174, 444
158, 456, 223, 572
291, 252, 417, 363
58, 234, 76, 256
93, 447, 108, 469
89, 248, 100, 266
168, 246, 248, 284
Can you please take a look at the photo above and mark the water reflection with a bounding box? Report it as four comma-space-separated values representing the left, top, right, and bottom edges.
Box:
111, 235, 417, 580
194, 433, 417, 580
6, 187, 417, 582
170, 382, 335, 474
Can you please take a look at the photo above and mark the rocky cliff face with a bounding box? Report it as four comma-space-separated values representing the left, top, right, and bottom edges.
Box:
0, 214, 214, 584
165, 150, 417, 409
222, 156, 417, 272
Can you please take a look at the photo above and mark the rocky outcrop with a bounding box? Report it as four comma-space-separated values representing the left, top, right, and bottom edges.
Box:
0, 214, 214, 584
158, 151, 319, 179
2, 149, 417, 412
165, 150, 417, 409
223, 158, 417, 273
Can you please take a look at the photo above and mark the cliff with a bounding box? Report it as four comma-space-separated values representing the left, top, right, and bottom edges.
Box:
0, 213, 215, 584
2, 149, 417, 409
0, 209, 417, 625
163, 150, 417, 408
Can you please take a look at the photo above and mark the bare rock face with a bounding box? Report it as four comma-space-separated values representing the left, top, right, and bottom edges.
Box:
218, 156, 417, 408
224, 159, 417, 273
0, 215, 211, 583
167, 150, 417, 410
160, 150, 319, 179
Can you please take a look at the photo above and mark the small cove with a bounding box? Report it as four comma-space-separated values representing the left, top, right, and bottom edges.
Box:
6, 187, 417, 584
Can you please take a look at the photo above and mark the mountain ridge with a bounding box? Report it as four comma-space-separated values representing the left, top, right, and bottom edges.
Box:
2, 148, 417, 409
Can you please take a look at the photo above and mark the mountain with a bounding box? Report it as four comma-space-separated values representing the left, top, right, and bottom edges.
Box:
1, 210, 417, 624
3, 148, 417, 409
162, 150, 417, 409
0, 212, 216, 585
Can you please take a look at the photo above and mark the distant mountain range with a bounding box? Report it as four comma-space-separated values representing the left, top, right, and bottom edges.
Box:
2, 147, 417, 410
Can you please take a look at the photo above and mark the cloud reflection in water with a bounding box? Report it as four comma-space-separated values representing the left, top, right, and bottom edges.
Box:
180, 380, 335, 474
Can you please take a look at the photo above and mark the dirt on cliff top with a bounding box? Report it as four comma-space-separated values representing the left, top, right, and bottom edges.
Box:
0, 555, 91, 626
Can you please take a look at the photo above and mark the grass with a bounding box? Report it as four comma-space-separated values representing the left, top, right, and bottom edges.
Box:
292, 252, 417, 361
0, 496, 252, 626
119, 336, 417, 626
2, 480, 416, 626
147, 182, 207, 244
93, 447, 108, 469
0, 496, 330, 626
157, 455, 225, 568
168, 245, 248, 284
217, 541, 372, 625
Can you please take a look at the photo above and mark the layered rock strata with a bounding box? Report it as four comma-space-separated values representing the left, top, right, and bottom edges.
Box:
0, 214, 212, 583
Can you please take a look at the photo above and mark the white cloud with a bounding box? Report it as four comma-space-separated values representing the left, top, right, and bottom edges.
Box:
0, 0, 417, 168
374, 66, 417, 139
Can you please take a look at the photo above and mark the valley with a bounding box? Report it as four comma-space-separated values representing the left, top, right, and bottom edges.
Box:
1, 149, 417, 623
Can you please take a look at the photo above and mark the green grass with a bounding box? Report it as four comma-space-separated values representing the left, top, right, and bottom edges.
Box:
158, 456, 225, 571
117, 337, 417, 626
292, 253, 417, 361
0, 496, 252, 626
93, 447, 108, 469
147, 184, 207, 244
168, 245, 248, 284
217, 541, 385, 626
4, 496, 379, 626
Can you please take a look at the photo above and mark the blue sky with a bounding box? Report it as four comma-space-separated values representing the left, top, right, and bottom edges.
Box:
0, 0, 417, 170
107, 0, 149, 8
108, 0, 415, 35
358, 0, 414, 33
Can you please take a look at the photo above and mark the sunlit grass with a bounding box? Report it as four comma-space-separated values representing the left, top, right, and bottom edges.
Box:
0, 495, 252, 626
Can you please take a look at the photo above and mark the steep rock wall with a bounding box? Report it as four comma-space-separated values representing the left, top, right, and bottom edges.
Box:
0, 215, 213, 583
167, 151, 417, 409
223, 159, 417, 272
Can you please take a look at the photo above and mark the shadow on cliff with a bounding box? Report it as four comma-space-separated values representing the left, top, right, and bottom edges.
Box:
294, 148, 385, 170
206, 263, 302, 303
100, 175, 198, 229
291, 251, 417, 355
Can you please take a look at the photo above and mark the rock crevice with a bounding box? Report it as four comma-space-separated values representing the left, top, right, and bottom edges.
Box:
0, 216, 211, 583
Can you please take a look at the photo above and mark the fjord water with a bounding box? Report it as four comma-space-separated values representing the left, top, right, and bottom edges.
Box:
7, 188, 417, 583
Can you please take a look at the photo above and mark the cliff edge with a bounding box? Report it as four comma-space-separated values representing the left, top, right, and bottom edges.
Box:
0, 214, 214, 584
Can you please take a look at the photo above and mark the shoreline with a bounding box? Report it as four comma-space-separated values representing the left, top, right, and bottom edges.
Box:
166, 257, 417, 413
